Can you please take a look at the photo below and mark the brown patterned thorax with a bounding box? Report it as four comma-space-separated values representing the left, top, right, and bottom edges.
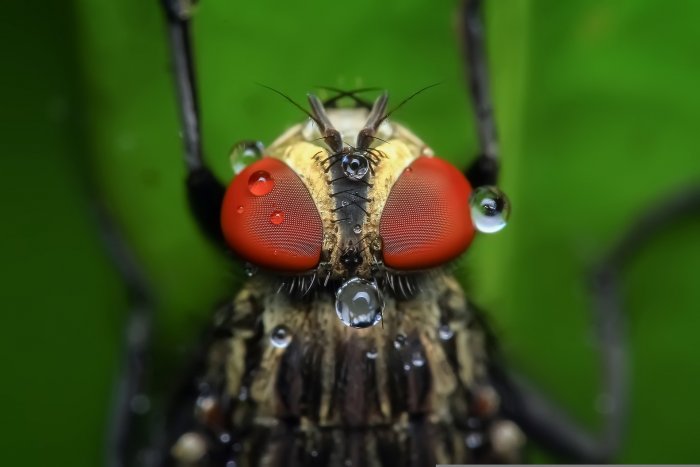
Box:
169, 271, 524, 466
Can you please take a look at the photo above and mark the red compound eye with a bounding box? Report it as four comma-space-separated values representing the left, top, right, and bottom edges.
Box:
221, 158, 323, 271
379, 156, 476, 270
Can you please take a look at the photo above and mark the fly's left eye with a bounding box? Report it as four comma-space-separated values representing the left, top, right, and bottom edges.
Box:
220, 158, 323, 271
379, 156, 476, 270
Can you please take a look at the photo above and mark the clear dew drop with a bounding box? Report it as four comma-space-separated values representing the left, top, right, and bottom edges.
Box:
438, 325, 454, 341
411, 351, 426, 367
341, 152, 370, 180
353, 224, 362, 234
469, 186, 510, 233
230, 140, 264, 175
394, 333, 406, 349
247, 170, 274, 196
236, 205, 244, 214
335, 278, 384, 328
270, 210, 285, 225
270, 325, 292, 348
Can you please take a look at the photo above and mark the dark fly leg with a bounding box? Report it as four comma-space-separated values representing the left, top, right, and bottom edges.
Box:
97, 203, 157, 467
460, 0, 499, 187
160, 0, 226, 247
491, 185, 700, 462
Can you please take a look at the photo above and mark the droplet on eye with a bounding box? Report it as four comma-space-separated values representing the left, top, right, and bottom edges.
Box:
230, 140, 264, 175
270, 210, 285, 225
335, 277, 384, 328
247, 170, 274, 196
341, 152, 369, 180
469, 186, 510, 233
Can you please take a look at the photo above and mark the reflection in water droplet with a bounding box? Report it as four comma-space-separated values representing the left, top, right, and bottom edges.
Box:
219, 432, 231, 444
236, 205, 244, 214
394, 333, 406, 349
270, 325, 292, 348
341, 153, 370, 180
270, 210, 285, 225
230, 140, 264, 174
366, 348, 378, 360
353, 224, 362, 234
469, 186, 510, 233
403, 363, 411, 372
341, 200, 349, 206
438, 325, 454, 341
248, 170, 274, 196
411, 351, 425, 367
335, 278, 384, 328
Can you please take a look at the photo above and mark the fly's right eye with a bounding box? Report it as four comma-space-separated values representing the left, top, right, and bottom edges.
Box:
379, 156, 476, 270
220, 158, 324, 272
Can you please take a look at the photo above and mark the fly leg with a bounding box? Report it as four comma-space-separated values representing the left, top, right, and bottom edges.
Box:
160, 0, 226, 247
459, 0, 499, 187
490, 185, 700, 462
98, 203, 160, 467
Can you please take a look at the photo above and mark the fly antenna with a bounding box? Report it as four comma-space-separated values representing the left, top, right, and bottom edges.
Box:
308, 94, 344, 153
380, 82, 441, 124
356, 91, 389, 150
257, 83, 320, 127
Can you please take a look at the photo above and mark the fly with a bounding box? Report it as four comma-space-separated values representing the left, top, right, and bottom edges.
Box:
105, 0, 700, 466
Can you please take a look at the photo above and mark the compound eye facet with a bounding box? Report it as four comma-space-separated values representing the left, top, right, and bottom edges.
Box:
221, 158, 323, 271
379, 156, 476, 270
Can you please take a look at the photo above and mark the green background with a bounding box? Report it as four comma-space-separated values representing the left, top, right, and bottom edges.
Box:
4, 0, 699, 465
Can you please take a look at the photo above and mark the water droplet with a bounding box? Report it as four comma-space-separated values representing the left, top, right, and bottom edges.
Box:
469, 186, 510, 233
366, 348, 378, 359
270, 325, 292, 348
341, 152, 370, 180
438, 325, 454, 341
230, 140, 264, 174
404, 166, 413, 173
403, 363, 411, 371
248, 170, 274, 196
236, 205, 244, 214
341, 200, 349, 206
353, 224, 362, 234
238, 386, 249, 401
310, 450, 319, 458
394, 333, 406, 349
226, 461, 237, 467
411, 351, 425, 367
465, 432, 484, 449
335, 277, 384, 328
270, 210, 285, 225
371, 236, 383, 251
219, 432, 231, 444
244, 263, 257, 277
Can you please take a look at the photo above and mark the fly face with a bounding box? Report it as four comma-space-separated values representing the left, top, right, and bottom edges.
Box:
220, 95, 508, 329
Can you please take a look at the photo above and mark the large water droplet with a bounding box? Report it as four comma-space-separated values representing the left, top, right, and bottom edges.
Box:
469, 186, 510, 233
230, 140, 264, 175
248, 170, 274, 196
335, 278, 384, 328
270, 325, 292, 348
270, 210, 285, 225
353, 224, 362, 234
341, 152, 370, 180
